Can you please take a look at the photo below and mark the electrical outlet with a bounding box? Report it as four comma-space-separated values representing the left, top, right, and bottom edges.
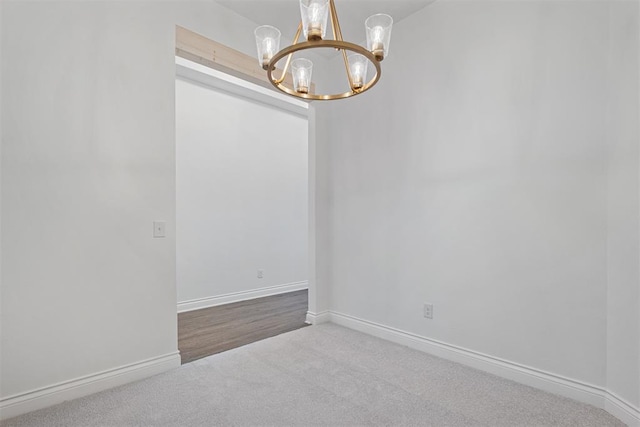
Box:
257, 269, 264, 279
423, 303, 433, 319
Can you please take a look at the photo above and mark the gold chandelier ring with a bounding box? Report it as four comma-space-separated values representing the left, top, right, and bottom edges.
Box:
266, 40, 382, 101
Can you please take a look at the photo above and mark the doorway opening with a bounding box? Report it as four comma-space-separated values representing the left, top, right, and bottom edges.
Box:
175, 58, 310, 364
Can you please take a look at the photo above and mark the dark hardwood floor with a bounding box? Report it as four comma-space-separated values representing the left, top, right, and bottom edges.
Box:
178, 289, 309, 364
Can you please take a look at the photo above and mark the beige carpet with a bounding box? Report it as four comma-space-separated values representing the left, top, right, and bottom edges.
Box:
2, 324, 624, 426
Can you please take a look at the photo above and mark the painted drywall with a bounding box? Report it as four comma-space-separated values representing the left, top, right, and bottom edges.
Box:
605, 1, 640, 407
175, 78, 308, 303
324, 0, 638, 405
308, 103, 332, 317
0, 0, 273, 401
0, 0, 3, 396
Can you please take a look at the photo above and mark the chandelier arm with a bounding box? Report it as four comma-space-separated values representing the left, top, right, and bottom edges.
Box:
328, 0, 344, 41
328, 0, 355, 90
274, 21, 303, 85
328, 0, 339, 42
341, 48, 355, 92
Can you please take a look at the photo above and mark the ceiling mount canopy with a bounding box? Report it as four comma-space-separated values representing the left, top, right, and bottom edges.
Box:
254, 0, 393, 101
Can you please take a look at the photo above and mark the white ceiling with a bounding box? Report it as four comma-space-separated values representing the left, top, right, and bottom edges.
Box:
217, 0, 435, 57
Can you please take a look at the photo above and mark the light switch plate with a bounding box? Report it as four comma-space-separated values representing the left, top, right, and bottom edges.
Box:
153, 221, 166, 238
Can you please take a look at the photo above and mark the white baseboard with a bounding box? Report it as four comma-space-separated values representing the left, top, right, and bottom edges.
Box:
177, 281, 308, 313
329, 311, 640, 427
0, 352, 181, 421
605, 392, 640, 427
305, 310, 330, 325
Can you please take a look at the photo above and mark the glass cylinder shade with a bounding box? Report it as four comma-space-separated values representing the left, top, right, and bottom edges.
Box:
365, 14, 393, 61
291, 58, 313, 94
300, 0, 329, 41
348, 54, 368, 90
255, 25, 281, 70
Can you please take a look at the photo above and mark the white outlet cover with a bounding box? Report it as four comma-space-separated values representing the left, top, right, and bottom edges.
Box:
423, 303, 433, 319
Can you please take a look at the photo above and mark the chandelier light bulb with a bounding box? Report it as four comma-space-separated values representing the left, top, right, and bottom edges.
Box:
372, 26, 384, 42
370, 27, 384, 59
365, 14, 393, 61
254, 25, 281, 69
300, 0, 329, 41
347, 54, 368, 90
291, 58, 313, 94
263, 38, 276, 57
310, 3, 322, 22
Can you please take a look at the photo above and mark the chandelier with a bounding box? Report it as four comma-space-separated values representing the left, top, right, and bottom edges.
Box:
254, 0, 393, 101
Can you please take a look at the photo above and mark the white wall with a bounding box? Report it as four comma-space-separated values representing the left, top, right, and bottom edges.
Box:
0, 0, 4, 400
176, 78, 308, 303
605, 1, 640, 408
308, 103, 332, 318
0, 0, 270, 407
322, 0, 639, 411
